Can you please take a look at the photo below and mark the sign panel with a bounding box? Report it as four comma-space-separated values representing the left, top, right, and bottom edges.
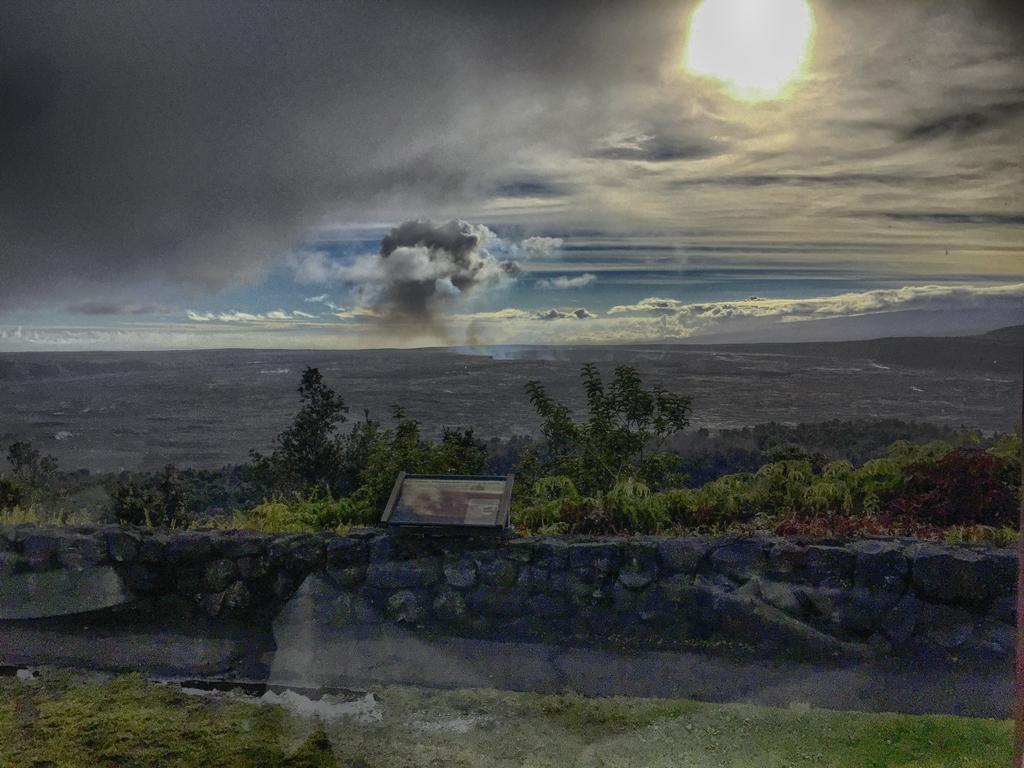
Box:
381, 473, 513, 529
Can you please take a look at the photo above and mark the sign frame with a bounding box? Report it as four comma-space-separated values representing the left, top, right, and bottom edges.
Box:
380, 472, 514, 531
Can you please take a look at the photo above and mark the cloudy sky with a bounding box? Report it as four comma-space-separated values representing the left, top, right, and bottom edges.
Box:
0, 0, 1021, 350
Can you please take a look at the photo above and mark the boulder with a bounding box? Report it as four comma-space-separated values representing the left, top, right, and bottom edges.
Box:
657, 537, 711, 574
908, 543, 1001, 606
803, 545, 854, 587
526, 592, 571, 619
164, 532, 213, 562
204, 558, 239, 592
22, 533, 59, 571
104, 528, 142, 562
442, 558, 478, 589
0, 566, 133, 619
517, 565, 549, 592
708, 538, 766, 582
568, 541, 623, 573
476, 555, 518, 586
387, 590, 429, 623
324, 535, 368, 567
58, 533, 108, 570
433, 590, 468, 622
366, 558, 442, 589
851, 540, 908, 592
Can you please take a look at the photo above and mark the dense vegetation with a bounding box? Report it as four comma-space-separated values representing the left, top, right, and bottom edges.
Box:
0, 673, 1010, 767
0, 364, 1019, 542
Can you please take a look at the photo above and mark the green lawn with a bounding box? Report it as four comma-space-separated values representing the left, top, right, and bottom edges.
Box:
0, 672, 1011, 767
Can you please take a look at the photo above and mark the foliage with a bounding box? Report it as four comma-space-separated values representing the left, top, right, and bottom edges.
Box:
351, 408, 488, 514
0, 477, 25, 511
515, 436, 1020, 540
249, 367, 363, 498
222, 491, 374, 533
108, 465, 189, 528
522, 364, 691, 497
888, 448, 1019, 528
6, 441, 58, 488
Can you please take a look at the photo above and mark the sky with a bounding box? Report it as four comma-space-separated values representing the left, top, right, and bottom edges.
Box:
0, 0, 1021, 351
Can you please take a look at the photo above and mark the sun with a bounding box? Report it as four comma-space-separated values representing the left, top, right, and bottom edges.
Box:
684, 0, 814, 101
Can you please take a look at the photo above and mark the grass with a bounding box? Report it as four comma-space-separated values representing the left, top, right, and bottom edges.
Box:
0, 672, 1011, 767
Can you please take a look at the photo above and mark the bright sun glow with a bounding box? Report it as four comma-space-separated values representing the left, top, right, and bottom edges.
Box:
685, 0, 814, 101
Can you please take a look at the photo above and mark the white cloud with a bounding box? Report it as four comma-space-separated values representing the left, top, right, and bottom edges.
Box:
536, 273, 597, 290
185, 309, 319, 324
519, 236, 564, 258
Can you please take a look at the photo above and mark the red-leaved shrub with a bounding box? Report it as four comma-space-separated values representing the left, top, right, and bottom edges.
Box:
886, 448, 1018, 528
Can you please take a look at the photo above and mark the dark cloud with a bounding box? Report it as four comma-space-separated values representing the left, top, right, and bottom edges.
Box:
0, 0, 682, 308
490, 179, 566, 198
865, 212, 1024, 226
669, 173, 920, 188
535, 307, 594, 321
336, 219, 520, 333
591, 134, 726, 162
903, 100, 1024, 141
67, 301, 170, 316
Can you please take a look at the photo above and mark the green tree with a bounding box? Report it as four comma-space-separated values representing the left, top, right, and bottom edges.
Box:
250, 367, 357, 497
7, 441, 58, 488
522, 364, 691, 496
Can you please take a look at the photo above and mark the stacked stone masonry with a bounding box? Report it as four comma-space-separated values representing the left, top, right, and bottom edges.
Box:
0, 525, 1015, 662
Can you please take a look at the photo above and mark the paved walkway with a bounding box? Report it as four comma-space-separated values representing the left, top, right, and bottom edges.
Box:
1, 622, 1009, 718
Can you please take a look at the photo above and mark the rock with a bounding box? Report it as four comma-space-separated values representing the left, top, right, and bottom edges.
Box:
526, 592, 571, 619
366, 558, 441, 589
0, 566, 134, 619
851, 540, 907, 592
58, 534, 108, 570
216, 532, 268, 559
104, 529, 142, 562
617, 569, 653, 590
468, 586, 524, 617
793, 586, 839, 619
138, 533, 169, 562
503, 539, 535, 563
918, 602, 977, 650
237, 555, 271, 580
275, 574, 351, 637
757, 579, 803, 616
694, 572, 736, 592
204, 558, 239, 592
716, 590, 856, 660
443, 559, 477, 589
618, 540, 658, 589
324, 535, 368, 567
433, 590, 468, 622
658, 537, 711, 573
221, 580, 252, 612
830, 589, 900, 636
387, 590, 429, 623
909, 543, 1001, 606
880, 594, 921, 645
708, 538, 765, 582
517, 565, 549, 592
476, 556, 518, 586
803, 546, 854, 587
568, 541, 623, 573
766, 540, 806, 579
164, 532, 213, 562
284, 534, 326, 570
531, 539, 570, 569
22, 534, 59, 571
988, 595, 1015, 625
0, 551, 27, 576
326, 564, 366, 587
120, 563, 160, 592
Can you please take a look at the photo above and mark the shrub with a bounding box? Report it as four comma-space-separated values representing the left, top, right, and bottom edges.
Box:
522, 364, 691, 497
224, 491, 375, 533
888, 448, 1019, 528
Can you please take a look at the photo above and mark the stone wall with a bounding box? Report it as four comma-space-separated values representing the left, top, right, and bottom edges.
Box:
0, 524, 1016, 667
